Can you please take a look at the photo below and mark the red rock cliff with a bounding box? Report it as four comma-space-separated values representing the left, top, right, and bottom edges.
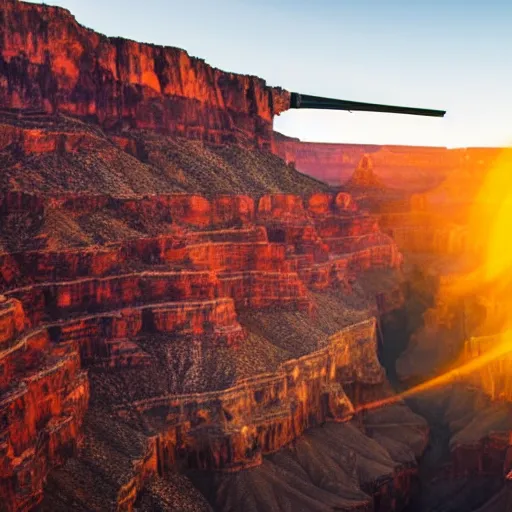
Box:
0, 188, 409, 510
274, 132, 502, 192
0, 0, 290, 150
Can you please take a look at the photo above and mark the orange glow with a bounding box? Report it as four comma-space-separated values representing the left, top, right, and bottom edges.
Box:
359, 149, 512, 412
446, 149, 512, 295
356, 330, 512, 413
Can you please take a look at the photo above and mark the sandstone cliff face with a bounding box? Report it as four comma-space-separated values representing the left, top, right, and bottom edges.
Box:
0, 187, 408, 510
0, 2, 431, 510
274, 132, 502, 192
0, 298, 89, 512
0, 1, 290, 150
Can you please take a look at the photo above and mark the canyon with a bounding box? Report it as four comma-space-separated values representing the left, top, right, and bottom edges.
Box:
1, 188, 420, 511
0, 1, 511, 512
274, 132, 502, 193
383, 156, 512, 510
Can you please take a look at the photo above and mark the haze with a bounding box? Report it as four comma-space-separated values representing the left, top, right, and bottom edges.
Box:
28, 0, 512, 148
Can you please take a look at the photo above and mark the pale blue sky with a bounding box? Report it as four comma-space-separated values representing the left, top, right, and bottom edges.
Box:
29, 0, 512, 147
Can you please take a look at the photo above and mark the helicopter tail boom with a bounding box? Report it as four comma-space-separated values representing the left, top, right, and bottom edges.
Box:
290, 92, 446, 118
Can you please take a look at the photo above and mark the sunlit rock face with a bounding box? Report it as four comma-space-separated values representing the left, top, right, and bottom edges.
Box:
0, 1, 291, 151
0, 2, 440, 510
0, 186, 410, 510
274, 132, 502, 192
0, 296, 89, 512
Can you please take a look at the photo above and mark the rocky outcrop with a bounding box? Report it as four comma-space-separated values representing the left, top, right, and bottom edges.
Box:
0, 301, 89, 512
2, 288, 419, 511
0, 1, 291, 150
0, 295, 25, 349
345, 155, 384, 190
0, 294, 407, 510
0, 188, 402, 341
0, 186, 410, 510
115, 318, 382, 469
274, 132, 502, 192
190, 401, 428, 512
0, 3, 433, 509
1, 189, 401, 288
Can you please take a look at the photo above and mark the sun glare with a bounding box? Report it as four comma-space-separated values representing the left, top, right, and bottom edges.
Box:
359, 148, 512, 412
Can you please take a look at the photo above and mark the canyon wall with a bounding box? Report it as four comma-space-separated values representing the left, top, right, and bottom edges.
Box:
274, 132, 503, 192
463, 334, 512, 402
0, 2, 437, 510
1, 298, 397, 510
0, 189, 405, 510
2, 0, 502, 197
116, 318, 382, 471
0, 297, 89, 512
0, 0, 290, 150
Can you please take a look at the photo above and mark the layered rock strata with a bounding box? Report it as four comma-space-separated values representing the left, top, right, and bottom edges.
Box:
0, 2, 434, 509
0, 0, 291, 151
0, 189, 409, 510
0, 296, 89, 512
0, 111, 329, 197
274, 132, 502, 192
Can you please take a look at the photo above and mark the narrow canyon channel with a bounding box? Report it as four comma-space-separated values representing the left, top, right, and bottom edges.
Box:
379, 264, 512, 512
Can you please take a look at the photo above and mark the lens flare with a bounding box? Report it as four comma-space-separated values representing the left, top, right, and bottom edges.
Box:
356, 330, 512, 413
359, 148, 512, 413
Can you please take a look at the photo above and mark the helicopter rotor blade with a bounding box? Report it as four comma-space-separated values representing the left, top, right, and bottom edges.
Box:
290, 92, 446, 118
